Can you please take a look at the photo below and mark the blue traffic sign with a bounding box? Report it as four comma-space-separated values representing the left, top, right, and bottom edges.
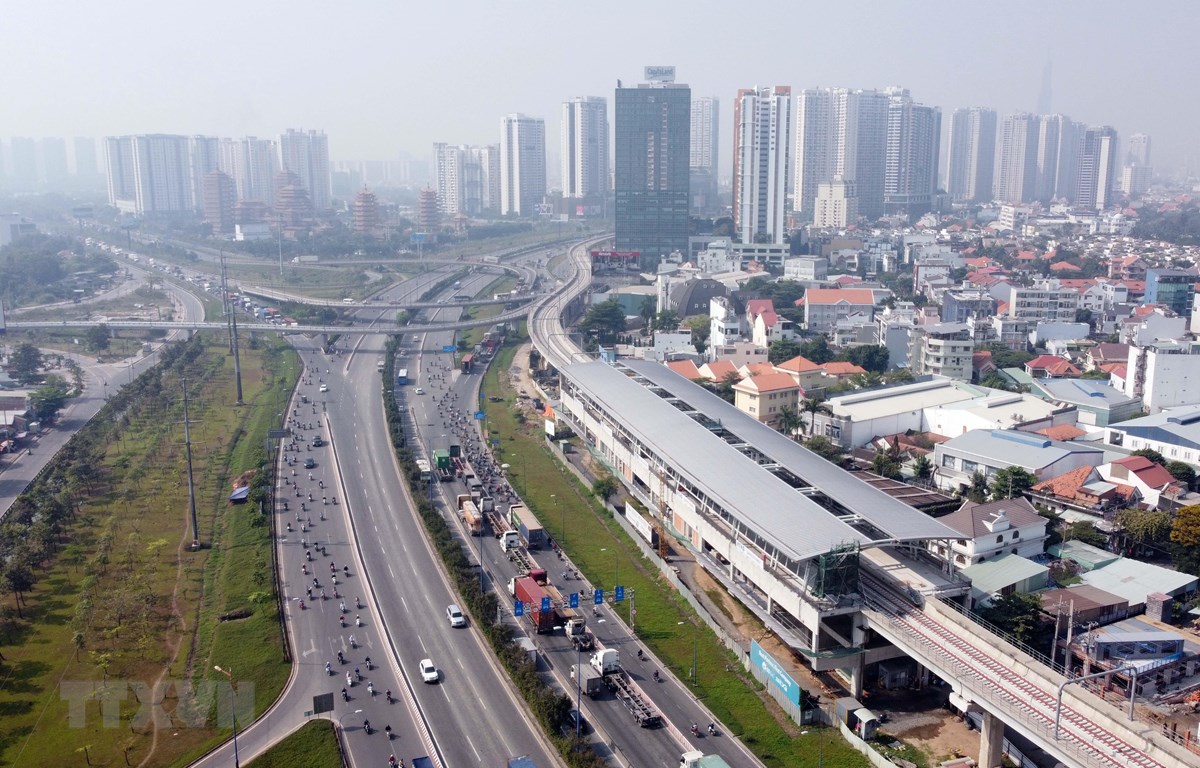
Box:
474, 411, 485, 420
593, 589, 604, 605
615, 586, 625, 603
514, 600, 524, 617
540, 596, 552, 613
442, 344, 456, 353
569, 592, 579, 609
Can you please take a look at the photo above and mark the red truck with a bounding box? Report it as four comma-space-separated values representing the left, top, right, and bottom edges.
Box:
512, 576, 556, 634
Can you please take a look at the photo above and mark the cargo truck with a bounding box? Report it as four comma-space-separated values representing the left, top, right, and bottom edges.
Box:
544, 583, 578, 623
509, 504, 546, 549
679, 752, 733, 768
565, 616, 594, 650
571, 662, 605, 698
512, 576, 556, 633
589, 649, 662, 727
461, 500, 482, 535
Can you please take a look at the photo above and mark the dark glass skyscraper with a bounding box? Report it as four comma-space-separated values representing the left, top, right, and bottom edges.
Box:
615, 77, 690, 271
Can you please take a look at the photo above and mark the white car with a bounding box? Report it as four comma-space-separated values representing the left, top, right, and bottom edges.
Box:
446, 604, 466, 627
419, 658, 438, 683
414, 387, 425, 395
319, 383, 329, 393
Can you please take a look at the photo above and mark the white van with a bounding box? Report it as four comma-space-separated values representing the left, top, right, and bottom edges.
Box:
446, 604, 466, 627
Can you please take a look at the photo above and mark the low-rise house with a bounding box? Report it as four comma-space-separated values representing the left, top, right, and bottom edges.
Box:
1029, 378, 1143, 427
746, 299, 794, 348
799, 288, 876, 334
933, 429, 1104, 494
774, 355, 827, 390
1029, 465, 1135, 516
1025, 355, 1082, 378
1079, 558, 1199, 612
1039, 584, 1129, 626
1085, 343, 1131, 372
1105, 407, 1200, 467
1047, 540, 1121, 571
732, 372, 801, 429
961, 554, 1050, 609
927, 497, 1048, 568
1098, 455, 1185, 510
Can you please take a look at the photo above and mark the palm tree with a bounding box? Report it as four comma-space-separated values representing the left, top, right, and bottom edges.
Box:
777, 404, 803, 441
801, 397, 832, 436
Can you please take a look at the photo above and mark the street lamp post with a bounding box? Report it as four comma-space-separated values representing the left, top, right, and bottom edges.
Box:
212, 665, 240, 768
552, 494, 560, 546
678, 621, 698, 684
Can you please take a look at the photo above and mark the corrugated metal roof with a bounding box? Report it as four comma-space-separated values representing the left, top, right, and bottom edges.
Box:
961, 554, 1049, 595
1080, 558, 1199, 606
939, 429, 1102, 471
562, 361, 867, 563
619, 360, 960, 543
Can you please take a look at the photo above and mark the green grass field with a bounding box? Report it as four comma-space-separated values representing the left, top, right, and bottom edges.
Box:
482, 340, 867, 768
0, 335, 298, 767
244, 720, 341, 767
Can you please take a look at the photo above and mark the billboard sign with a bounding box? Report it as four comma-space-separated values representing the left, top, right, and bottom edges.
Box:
750, 640, 801, 705
644, 66, 676, 82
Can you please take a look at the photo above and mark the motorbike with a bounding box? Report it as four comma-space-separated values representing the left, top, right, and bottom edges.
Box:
356, 597, 362, 609
337, 651, 345, 664
385, 690, 394, 704
299, 599, 306, 610
368, 682, 374, 696
355, 615, 363, 627
708, 723, 718, 736
346, 672, 353, 687
690, 723, 700, 738
325, 661, 332, 675
339, 616, 346, 628
301, 564, 308, 575
341, 688, 349, 701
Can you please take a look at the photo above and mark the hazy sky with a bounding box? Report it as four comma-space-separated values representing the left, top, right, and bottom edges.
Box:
3, 1, 1196, 177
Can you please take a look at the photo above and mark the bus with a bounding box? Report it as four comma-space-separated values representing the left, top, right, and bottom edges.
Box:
396, 368, 409, 385
460, 354, 474, 374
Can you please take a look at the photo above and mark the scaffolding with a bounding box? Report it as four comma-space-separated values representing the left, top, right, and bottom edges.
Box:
811, 542, 860, 599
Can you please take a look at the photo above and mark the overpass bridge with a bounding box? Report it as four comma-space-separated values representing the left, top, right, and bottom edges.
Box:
239, 286, 538, 311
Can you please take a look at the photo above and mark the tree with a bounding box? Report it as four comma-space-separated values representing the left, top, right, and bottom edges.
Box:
1169, 504, 1200, 575
977, 592, 1046, 647
767, 338, 802, 364
685, 315, 711, 355
980, 373, 1016, 392
1165, 461, 1196, 490
776, 405, 803, 440
592, 475, 619, 501
805, 435, 844, 464
85, 324, 111, 352
7, 343, 43, 385
912, 455, 932, 481
883, 368, 915, 385
872, 449, 902, 479
579, 300, 627, 343
965, 471, 989, 503
1115, 509, 1172, 548
1064, 520, 1108, 548
30, 376, 72, 424
985, 343, 1034, 371
801, 397, 831, 436
715, 371, 742, 403
990, 467, 1037, 500
654, 309, 680, 332
64, 358, 85, 394
638, 297, 656, 330
1131, 448, 1166, 466
838, 345, 889, 374
799, 336, 833, 364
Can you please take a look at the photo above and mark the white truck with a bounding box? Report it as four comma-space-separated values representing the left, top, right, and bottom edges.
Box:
679, 752, 733, 768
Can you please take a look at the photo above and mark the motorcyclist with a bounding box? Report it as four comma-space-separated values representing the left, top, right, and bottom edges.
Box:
325, 661, 332, 675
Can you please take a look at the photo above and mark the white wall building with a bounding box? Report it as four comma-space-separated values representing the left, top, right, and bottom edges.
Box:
734, 86, 792, 244
783, 256, 828, 282
813, 178, 857, 228
1125, 340, 1200, 413
499, 113, 547, 217
561, 96, 609, 199
910, 323, 973, 380
219, 136, 279, 204
105, 134, 194, 216
946, 107, 997, 203
279, 129, 331, 210
1008, 279, 1079, 323
929, 498, 1048, 568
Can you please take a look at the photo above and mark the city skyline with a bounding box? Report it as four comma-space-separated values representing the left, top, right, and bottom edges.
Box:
0, 2, 1194, 177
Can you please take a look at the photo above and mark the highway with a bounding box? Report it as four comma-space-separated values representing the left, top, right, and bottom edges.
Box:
194, 261, 559, 767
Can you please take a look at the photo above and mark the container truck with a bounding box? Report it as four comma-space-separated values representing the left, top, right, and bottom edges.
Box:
461, 500, 482, 535
509, 504, 546, 549
513, 576, 556, 633
571, 662, 605, 698
589, 649, 662, 727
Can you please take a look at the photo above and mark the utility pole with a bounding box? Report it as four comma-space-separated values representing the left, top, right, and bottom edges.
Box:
182, 379, 200, 550
220, 248, 234, 353
220, 248, 245, 405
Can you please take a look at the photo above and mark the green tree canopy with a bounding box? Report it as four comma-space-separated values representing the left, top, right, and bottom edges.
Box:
799, 336, 833, 364
837, 345, 889, 374
30, 375, 72, 424
1064, 520, 1108, 548
1165, 461, 1196, 490
654, 309, 680, 332
7, 343, 44, 385
85, 324, 111, 352
805, 435, 844, 464
579, 300, 627, 343
965, 471, 989, 503
978, 592, 1046, 646
990, 467, 1037, 500
1115, 509, 1172, 547
1169, 504, 1200, 575
767, 338, 803, 364
1131, 448, 1166, 466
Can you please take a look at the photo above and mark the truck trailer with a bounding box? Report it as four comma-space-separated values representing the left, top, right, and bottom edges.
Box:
509, 504, 546, 549
512, 576, 556, 633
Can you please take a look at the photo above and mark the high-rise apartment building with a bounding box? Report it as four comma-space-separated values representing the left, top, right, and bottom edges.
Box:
435, 143, 499, 216
1076, 126, 1118, 211
279, 129, 331, 210
690, 96, 720, 213
189, 136, 220, 214
813, 179, 857, 228
561, 96, 609, 199
733, 85, 792, 243
793, 87, 888, 222
219, 137, 279, 204
8, 138, 38, 190
499, 114, 547, 217
40, 138, 69, 189
104, 134, 193, 216
946, 107, 996, 203
73, 137, 100, 179
883, 88, 941, 220
202, 170, 237, 234
615, 72, 691, 269
1126, 133, 1152, 167
996, 113, 1040, 203
1040, 115, 1084, 203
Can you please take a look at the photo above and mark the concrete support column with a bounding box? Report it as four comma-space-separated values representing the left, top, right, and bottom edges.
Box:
978, 710, 1004, 768
848, 622, 868, 699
